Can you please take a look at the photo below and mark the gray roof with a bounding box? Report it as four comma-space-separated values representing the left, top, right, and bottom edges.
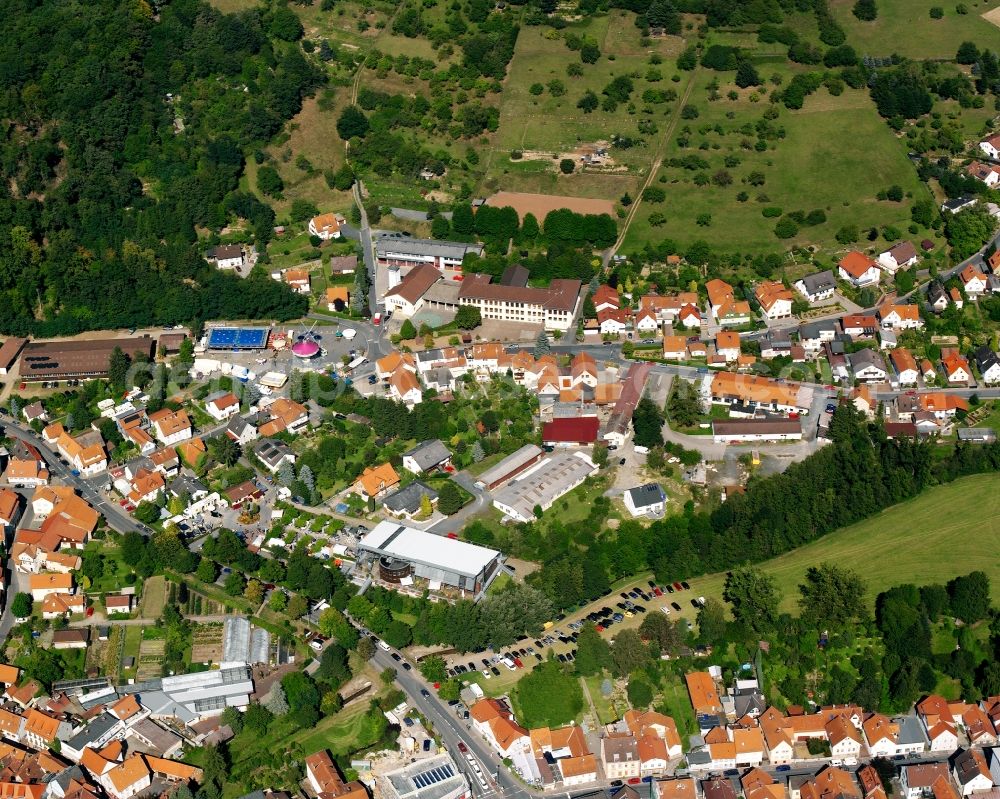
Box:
476, 444, 543, 487
168, 475, 208, 498
254, 438, 294, 468
66, 711, 119, 751
849, 348, 886, 372
383, 481, 439, 515
928, 281, 946, 303
376, 236, 484, 261
896, 715, 927, 746
222, 617, 251, 665
226, 415, 254, 436
625, 483, 665, 510
958, 427, 995, 441
761, 329, 792, 350
942, 196, 977, 211
800, 319, 838, 339
798, 270, 836, 296
404, 439, 451, 471
383, 753, 469, 799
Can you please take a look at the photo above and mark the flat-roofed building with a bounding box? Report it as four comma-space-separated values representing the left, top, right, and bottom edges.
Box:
712, 418, 803, 443
357, 521, 502, 595
491, 451, 597, 523
380, 753, 469, 799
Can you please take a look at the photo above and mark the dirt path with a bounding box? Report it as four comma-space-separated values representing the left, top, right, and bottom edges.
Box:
579, 675, 601, 728
610, 70, 697, 255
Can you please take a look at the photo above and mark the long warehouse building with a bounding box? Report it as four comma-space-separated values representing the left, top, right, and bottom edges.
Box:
358, 522, 503, 595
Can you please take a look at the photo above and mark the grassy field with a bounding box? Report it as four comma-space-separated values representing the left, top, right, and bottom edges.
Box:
140, 575, 167, 619
623, 61, 933, 256
829, 0, 1000, 60
695, 473, 1000, 613
484, 11, 684, 200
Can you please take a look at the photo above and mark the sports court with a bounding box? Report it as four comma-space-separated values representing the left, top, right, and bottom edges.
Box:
206, 326, 268, 350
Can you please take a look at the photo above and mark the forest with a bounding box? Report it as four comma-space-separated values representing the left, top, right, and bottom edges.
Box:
0, 0, 313, 335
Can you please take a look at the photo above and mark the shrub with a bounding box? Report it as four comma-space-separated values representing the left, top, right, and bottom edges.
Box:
762, 207, 783, 218
774, 217, 799, 238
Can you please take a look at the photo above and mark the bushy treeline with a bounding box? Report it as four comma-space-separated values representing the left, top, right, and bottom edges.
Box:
0, 0, 318, 334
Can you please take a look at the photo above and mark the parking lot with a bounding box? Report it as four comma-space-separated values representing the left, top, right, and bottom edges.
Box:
442, 576, 708, 686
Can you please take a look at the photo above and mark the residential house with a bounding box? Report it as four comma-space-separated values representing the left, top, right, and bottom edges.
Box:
878, 304, 923, 330
826, 714, 863, 760
52, 629, 89, 650
978, 133, 1000, 159
45, 426, 108, 477
702, 776, 739, 799
623, 710, 682, 760
601, 734, 640, 781
655, 778, 697, 799
224, 480, 262, 509
22, 402, 48, 424
376, 351, 418, 381
304, 750, 368, 799
917, 391, 969, 421
223, 415, 257, 447
890, 349, 919, 385
469, 699, 529, 759
10, 530, 81, 574
966, 161, 1000, 187
635, 309, 661, 336
709, 371, 806, 414
382, 481, 438, 521
41, 592, 86, 619
148, 447, 180, 477
842, 314, 879, 338
23, 710, 62, 750
148, 408, 192, 446
253, 439, 295, 473
716, 332, 741, 363
32, 486, 99, 547
863, 714, 901, 758
325, 286, 350, 312
917, 695, 960, 752
29, 572, 73, 602
623, 483, 666, 518
678, 304, 702, 328
208, 244, 245, 270
662, 336, 688, 361
529, 725, 597, 786
402, 440, 451, 475
261, 397, 309, 435
952, 288, 965, 309
878, 242, 919, 274
105, 594, 133, 615
800, 767, 861, 799
902, 764, 953, 799
838, 252, 881, 287
942, 352, 972, 385
639, 293, 699, 325
794, 271, 837, 303
592, 285, 620, 313
928, 281, 949, 313
0, 490, 20, 532
706, 279, 752, 326
352, 463, 401, 501
204, 392, 240, 422
961, 265, 989, 298
952, 749, 993, 796
126, 469, 165, 506
962, 706, 997, 747
859, 766, 888, 799
598, 308, 631, 337
732, 727, 765, 768
922, 359, 937, 382
742, 769, 785, 799
388, 368, 423, 406
759, 329, 792, 360
800, 320, 838, 355
942, 197, 978, 214
974, 346, 1000, 384
308, 213, 341, 240
685, 672, 723, 715
849, 349, 888, 382
755, 281, 795, 320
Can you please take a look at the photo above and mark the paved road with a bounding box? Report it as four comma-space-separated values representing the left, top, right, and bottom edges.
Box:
3, 419, 142, 535
427, 471, 489, 535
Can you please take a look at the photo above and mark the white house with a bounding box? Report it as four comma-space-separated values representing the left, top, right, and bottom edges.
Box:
716, 332, 741, 363
148, 409, 193, 447
209, 245, 246, 270
794, 270, 836, 303
308, 213, 341, 240
849, 350, 887, 382
961, 265, 989, 298
927, 723, 959, 753
838, 252, 881, 287
635, 311, 661, 335
975, 347, 1000, 385
623, 484, 666, 518
878, 304, 923, 330
966, 161, 1000, 187
204, 392, 240, 422
953, 749, 993, 796
863, 714, 899, 759
598, 308, 631, 337
978, 133, 1000, 159
878, 241, 919, 274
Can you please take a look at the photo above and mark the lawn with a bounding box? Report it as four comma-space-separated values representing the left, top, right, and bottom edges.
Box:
694, 472, 1000, 613
624, 62, 933, 257
486, 11, 683, 200
140, 575, 167, 619
829, 0, 1000, 60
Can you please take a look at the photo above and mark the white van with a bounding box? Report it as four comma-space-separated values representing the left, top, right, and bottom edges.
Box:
377, 639, 391, 652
